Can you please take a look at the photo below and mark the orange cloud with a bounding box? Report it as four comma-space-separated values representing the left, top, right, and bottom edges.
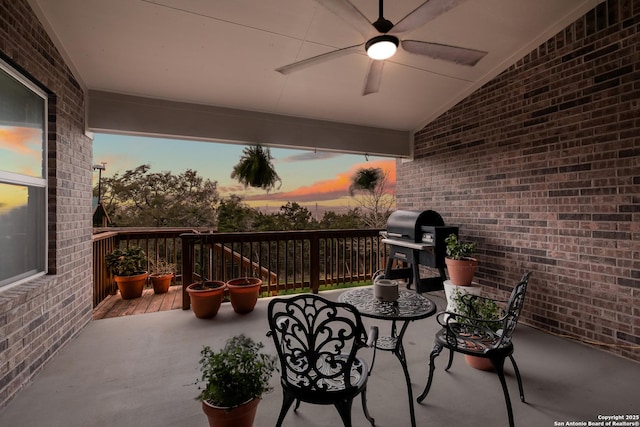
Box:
244, 159, 396, 203
0, 126, 41, 155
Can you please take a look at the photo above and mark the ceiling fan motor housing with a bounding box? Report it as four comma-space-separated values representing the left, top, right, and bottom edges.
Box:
373, 16, 394, 33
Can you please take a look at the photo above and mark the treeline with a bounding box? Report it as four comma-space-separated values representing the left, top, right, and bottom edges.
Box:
95, 164, 394, 231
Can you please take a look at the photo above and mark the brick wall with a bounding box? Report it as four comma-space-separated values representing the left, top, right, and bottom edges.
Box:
398, 0, 639, 362
0, 0, 94, 409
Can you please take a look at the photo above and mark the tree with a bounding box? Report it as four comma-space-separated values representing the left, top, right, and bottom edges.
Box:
253, 210, 281, 232
319, 208, 364, 229
98, 164, 219, 227
349, 167, 395, 228
230, 145, 281, 192
216, 195, 257, 232
275, 202, 316, 230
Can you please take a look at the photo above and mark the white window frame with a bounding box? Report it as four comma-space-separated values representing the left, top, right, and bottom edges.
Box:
0, 57, 48, 289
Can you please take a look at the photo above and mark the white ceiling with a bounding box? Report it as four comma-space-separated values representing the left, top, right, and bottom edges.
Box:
28, 0, 601, 139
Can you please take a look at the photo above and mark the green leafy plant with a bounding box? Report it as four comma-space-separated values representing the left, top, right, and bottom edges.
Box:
445, 233, 477, 260
196, 334, 277, 408
451, 288, 503, 331
105, 246, 147, 276
230, 145, 281, 192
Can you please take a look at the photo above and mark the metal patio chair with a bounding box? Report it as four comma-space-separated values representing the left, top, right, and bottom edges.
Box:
267, 294, 378, 427
417, 272, 531, 427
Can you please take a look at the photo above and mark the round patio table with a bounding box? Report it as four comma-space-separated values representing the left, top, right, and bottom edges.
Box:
339, 287, 437, 427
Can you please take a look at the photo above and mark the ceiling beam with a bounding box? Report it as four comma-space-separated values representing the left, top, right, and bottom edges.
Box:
88, 91, 412, 157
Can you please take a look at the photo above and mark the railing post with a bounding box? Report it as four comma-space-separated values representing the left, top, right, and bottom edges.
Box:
309, 233, 320, 293
181, 234, 194, 310
92, 232, 118, 308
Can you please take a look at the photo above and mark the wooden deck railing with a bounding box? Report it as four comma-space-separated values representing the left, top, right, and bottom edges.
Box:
180, 229, 386, 310
93, 228, 387, 310
92, 227, 208, 307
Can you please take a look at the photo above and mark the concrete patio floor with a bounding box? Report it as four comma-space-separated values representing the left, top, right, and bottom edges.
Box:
1, 288, 638, 427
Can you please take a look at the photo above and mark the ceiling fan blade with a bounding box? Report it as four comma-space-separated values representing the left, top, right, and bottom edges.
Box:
276, 44, 363, 75
316, 0, 373, 38
391, 0, 469, 35
401, 40, 487, 66
362, 60, 385, 96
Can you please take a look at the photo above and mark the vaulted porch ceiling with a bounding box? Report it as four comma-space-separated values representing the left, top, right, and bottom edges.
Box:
28, 0, 602, 156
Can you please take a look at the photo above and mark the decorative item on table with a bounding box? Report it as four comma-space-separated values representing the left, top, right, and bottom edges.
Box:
373, 277, 399, 302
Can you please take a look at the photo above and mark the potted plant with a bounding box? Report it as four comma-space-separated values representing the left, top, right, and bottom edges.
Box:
226, 277, 262, 314
451, 288, 503, 370
105, 246, 149, 300
196, 334, 277, 427
186, 281, 227, 319
149, 258, 175, 294
444, 233, 478, 286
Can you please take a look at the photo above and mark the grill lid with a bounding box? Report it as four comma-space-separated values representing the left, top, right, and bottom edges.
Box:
386, 210, 444, 242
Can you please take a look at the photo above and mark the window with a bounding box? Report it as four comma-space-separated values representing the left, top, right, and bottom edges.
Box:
0, 58, 47, 288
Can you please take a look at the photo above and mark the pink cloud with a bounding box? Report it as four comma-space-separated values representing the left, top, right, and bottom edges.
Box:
244, 159, 396, 203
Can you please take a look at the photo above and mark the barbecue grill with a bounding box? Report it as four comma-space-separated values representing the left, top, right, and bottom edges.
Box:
382, 210, 458, 293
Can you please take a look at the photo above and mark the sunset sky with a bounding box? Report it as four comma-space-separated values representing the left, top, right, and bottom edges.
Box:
0, 125, 42, 177
0, 125, 44, 213
92, 133, 396, 213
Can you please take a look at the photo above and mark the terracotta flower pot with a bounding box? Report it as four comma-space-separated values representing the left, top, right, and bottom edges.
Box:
150, 273, 173, 294
187, 281, 226, 319
202, 398, 260, 427
445, 257, 478, 286
114, 272, 149, 300
465, 355, 494, 371
226, 277, 262, 314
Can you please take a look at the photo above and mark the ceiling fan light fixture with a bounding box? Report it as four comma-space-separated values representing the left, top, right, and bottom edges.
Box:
366, 35, 399, 60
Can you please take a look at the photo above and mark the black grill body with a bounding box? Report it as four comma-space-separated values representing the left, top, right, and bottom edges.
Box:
382, 210, 458, 293
386, 210, 445, 242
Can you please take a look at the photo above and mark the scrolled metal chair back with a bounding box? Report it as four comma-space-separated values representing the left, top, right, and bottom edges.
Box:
499, 272, 531, 346
268, 294, 367, 391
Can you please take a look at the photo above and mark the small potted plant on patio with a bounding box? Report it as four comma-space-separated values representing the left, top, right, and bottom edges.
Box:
196, 334, 277, 427
451, 288, 503, 371
105, 246, 149, 300
186, 281, 227, 319
149, 258, 175, 294
444, 233, 478, 286
226, 277, 262, 314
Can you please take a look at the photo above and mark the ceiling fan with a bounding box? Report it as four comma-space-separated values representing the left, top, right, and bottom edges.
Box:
276, 0, 488, 95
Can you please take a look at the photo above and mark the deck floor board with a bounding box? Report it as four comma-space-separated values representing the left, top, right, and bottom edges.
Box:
93, 286, 183, 320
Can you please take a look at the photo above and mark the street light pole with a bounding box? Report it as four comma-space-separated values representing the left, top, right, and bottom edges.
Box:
92, 162, 106, 203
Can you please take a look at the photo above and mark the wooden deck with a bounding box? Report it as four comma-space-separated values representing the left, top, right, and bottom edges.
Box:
93, 285, 183, 320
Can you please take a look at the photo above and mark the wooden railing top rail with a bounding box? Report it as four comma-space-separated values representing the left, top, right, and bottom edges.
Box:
92, 231, 119, 242
94, 227, 211, 236
179, 228, 384, 242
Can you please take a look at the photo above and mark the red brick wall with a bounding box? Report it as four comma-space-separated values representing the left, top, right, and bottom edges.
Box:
0, 0, 94, 409
397, 0, 639, 362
